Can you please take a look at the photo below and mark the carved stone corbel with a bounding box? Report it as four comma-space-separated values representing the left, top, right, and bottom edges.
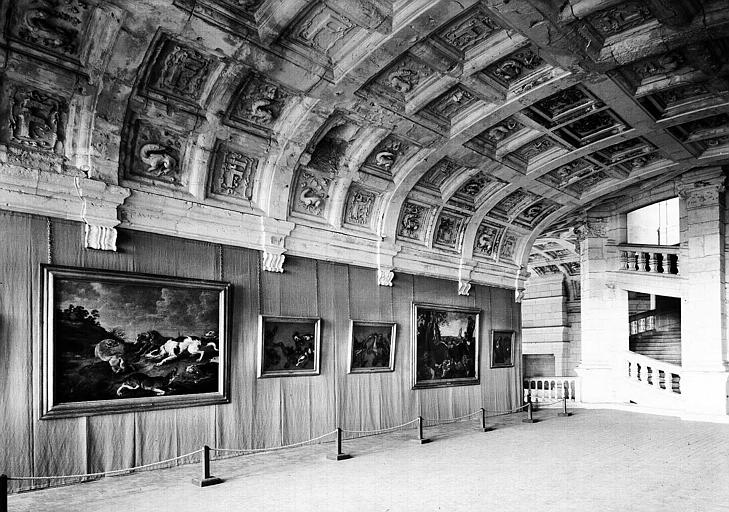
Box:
676, 167, 726, 210
377, 241, 399, 287
84, 224, 118, 251
260, 217, 294, 273
458, 259, 476, 296
514, 265, 530, 303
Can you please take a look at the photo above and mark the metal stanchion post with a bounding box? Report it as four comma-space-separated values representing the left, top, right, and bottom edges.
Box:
522, 395, 537, 423
1, 474, 7, 512
413, 416, 431, 444
480, 407, 491, 432
191, 445, 223, 487
558, 394, 572, 417
326, 428, 351, 461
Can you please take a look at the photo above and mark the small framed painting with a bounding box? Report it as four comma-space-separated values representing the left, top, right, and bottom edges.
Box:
491, 330, 515, 368
41, 265, 230, 419
348, 320, 397, 373
258, 315, 321, 377
412, 303, 480, 389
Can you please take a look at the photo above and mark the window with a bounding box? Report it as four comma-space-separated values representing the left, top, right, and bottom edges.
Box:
626, 197, 679, 245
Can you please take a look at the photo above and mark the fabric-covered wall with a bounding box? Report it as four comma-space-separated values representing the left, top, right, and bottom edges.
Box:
0, 210, 522, 490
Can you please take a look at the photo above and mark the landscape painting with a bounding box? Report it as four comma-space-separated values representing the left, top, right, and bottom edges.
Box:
412, 303, 480, 389
42, 265, 229, 418
258, 316, 321, 377
491, 330, 515, 368
348, 321, 396, 373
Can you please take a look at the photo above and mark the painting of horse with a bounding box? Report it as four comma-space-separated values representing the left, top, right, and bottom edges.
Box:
348, 321, 396, 373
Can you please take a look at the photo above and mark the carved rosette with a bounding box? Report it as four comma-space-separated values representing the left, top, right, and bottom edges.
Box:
144, 37, 214, 106
397, 201, 429, 241
208, 143, 258, 202
226, 74, 290, 133
344, 186, 377, 226
3, 85, 68, 154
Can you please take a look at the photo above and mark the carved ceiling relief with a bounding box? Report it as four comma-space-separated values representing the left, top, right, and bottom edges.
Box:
483, 117, 522, 144
292, 169, 332, 217
567, 170, 610, 195
343, 186, 377, 227
3, 84, 68, 154
514, 199, 558, 227
512, 136, 559, 162
437, 6, 499, 53
123, 117, 184, 185
292, 3, 356, 55
585, 1, 652, 37
305, 119, 362, 175
474, 222, 503, 259
500, 233, 517, 260
207, 142, 258, 202
397, 201, 430, 241
144, 38, 214, 106
422, 86, 478, 122
226, 74, 291, 134
483, 48, 544, 88
433, 212, 465, 249
527, 86, 599, 127
558, 110, 626, 146
541, 159, 597, 189
671, 114, 729, 152
363, 136, 408, 175
8, 0, 92, 61
374, 53, 436, 98
417, 158, 461, 192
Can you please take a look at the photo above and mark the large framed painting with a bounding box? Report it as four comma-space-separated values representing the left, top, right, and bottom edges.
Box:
258, 315, 321, 377
491, 330, 515, 368
348, 320, 396, 373
41, 265, 230, 418
412, 303, 480, 389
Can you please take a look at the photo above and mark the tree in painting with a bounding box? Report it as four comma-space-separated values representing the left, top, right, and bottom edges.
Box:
415, 307, 477, 385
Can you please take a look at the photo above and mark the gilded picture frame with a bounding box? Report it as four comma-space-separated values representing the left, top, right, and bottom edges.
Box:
41, 265, 230, 419
412, 303, 480, 389
347, 320, 397, 373
491, 330, 515, 368
258, 315, 321, 377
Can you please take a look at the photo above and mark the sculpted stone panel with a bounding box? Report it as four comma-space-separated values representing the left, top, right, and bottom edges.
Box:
418, 158, 461, 191
567, 171, 610, 195
291, 3, 356, 55
397, 201, 429, 241
143, 38, 214, 106
558, 110, 626, 146
292, 169, 332, 217
500, 233, 516, 260
3, 84, 67, 154
527, 86, 599, 127
423, 86, 478, 121
433, 212, 465, 249
438, 6, 499, 52
122, 117, 185, 185
226, 73, 291, 134
585, 1, 652, 36
364, 136, 408, 173
207, 142, 258, 202
541, 159, 596, 189
512, 136, 558, 162
481, 117, 522, 144
8, 0, 92, 60
375, 53, 436, 97
514, 199, 558, 227
344, 186, 377, 226
483, 48, 543, 87
474, 222, 504, 258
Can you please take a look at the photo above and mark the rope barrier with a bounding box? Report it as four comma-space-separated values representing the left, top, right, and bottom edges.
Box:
7, 449, 203, 482
5, 400, 560, 489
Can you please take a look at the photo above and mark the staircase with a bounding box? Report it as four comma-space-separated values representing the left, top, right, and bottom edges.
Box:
629, 327, 681, 364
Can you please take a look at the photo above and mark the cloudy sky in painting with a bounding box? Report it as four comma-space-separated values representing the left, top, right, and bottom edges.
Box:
431, 310, 473, 337
55, 278, 220, 339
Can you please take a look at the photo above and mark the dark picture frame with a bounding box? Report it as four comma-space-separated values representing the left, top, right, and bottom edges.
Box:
491, 330, 515, 368
41, 265, 230, 419
258, 315, 321, 377
348, 320, 397, 373
412, 303, 480, 389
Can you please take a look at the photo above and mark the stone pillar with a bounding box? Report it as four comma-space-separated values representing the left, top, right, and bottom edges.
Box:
575, 217, 630, 403
678, 169, 728, 418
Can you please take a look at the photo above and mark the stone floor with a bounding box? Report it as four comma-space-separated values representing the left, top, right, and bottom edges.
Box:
8, 407, 729, 512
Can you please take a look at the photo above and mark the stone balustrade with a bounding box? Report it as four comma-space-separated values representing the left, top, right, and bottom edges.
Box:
617, 244, 680, 275
625, 351, 681, 395
523, 377, 580, 402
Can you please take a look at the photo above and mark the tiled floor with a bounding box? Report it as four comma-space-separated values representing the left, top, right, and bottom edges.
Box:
8, 408, 729, 512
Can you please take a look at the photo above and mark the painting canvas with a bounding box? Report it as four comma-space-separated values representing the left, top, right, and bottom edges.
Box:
491, 330, 515, 368
258, 316, 321, 377
348, 321, 396, 373
41, 265, 229, 418
412, 303, 480, 389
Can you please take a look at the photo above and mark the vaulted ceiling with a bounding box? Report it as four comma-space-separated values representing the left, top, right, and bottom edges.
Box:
1, 0, 728, 290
